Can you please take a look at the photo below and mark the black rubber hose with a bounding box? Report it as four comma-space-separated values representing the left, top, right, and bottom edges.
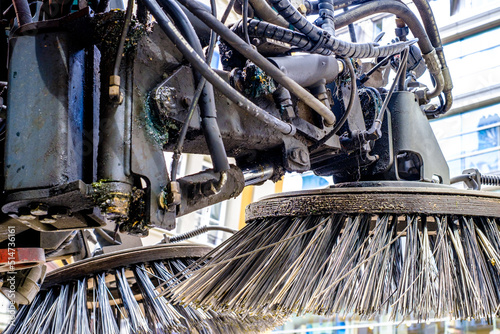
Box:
411, 0, 453, 113
140, 0, 296, 136
12, 0, 32, 25
333, 0, 433, 54
316, 0, 335, 35
160, 0, 230, 173
269, 0, 411, 58
237, 19, 413, 58
175, 0, 336, 126
236, 19, 331, 55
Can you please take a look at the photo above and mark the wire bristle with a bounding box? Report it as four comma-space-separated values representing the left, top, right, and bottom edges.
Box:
170, 213, 500, 321
5, 258, 285, 334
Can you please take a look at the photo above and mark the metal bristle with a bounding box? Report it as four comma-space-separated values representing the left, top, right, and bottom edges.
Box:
6, 258, 285, 334
170, 213, 500, 321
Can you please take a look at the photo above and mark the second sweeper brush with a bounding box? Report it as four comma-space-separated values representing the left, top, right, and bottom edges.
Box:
169, 183, 500, 322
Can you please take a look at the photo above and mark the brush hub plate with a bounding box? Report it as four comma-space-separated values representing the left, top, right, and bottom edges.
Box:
246, 182, 500, 221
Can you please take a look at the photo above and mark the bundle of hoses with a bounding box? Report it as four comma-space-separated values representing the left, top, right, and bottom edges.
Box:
234, 19, 416, 57
169, 185, 500, 321
4, 245, 286, 334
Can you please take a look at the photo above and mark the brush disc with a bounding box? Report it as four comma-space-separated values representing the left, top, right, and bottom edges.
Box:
171, 183, 500, 321
4, 244, 286, 334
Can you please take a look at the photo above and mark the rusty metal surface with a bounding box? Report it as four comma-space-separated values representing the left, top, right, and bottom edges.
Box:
246, 184, 500, 221
0, 248, 45, 272
43, 244, 211, 288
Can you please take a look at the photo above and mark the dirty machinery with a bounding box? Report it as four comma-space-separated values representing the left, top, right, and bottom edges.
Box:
0, 0, 500, 331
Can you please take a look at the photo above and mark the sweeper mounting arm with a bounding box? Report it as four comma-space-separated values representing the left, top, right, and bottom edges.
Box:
0, 0, 460, 302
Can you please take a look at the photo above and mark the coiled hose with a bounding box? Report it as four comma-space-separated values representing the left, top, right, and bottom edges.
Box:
164, 226, 238, 244
237, 19, 414, 58
267, 0, 412, 58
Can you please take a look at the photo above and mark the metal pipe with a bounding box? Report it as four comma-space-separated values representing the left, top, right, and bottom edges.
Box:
140, 0, 296, 136
242, 163, 275, 186
268, 54, 340, 88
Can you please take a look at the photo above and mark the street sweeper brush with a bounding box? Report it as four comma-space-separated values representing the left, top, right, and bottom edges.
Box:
170, 182, 500, 322
4, 244, 285, 334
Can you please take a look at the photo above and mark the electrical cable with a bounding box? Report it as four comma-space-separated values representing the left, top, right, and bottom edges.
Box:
141, 0, 296, 137
174, 0, 336, 126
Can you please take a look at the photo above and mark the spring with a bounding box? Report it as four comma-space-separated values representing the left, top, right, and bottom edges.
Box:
166, 226, 237, 244
481, 174, 500, 187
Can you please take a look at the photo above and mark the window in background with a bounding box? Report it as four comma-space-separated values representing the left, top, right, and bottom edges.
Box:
431, 103, 500, 177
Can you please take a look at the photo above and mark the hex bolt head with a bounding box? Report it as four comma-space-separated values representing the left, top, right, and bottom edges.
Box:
299, 150, 308, 164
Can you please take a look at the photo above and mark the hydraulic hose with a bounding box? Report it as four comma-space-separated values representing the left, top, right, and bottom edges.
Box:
174, 0, 337, 126
332, 0, 444, 102
236, 19, 413, 58
160, 0, 230, 173
12, 0, 32, 26
333, 0, 433, 54
249, 0, 289, 28
411, 0, 453, 113
140, 0, 296, 136
316, 0, 335, 36
268, 0, 412, 58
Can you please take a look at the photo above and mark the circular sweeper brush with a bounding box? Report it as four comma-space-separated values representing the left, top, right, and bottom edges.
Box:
170, 182, 500, 322
4, 244, 285, 334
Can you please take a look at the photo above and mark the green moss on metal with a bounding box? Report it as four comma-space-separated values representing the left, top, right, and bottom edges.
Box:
243, 63, 277, 98
143, 93, 179, 148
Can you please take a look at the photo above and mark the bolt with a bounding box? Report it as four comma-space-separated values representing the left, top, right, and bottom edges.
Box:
181, 97, 192, 108
299, 150, 308, 164
297, 3, 307, 14
30, 203, 49, 216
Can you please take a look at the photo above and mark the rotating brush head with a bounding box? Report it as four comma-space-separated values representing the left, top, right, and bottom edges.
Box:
170, 183, 500, 322
4, 244, 285, 334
